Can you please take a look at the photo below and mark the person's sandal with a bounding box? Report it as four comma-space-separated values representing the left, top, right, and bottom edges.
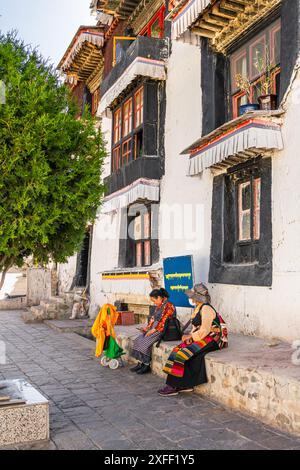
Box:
178, 387, 194, 393
130, 363, 142, 372
136, 364, 151, 374
158, 385, 179, 396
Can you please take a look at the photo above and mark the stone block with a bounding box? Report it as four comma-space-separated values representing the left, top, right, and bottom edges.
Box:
27, 268, 52, 307
0, 379, 49, 447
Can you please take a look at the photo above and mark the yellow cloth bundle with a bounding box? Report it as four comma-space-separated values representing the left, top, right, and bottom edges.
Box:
91, 303, 119, 357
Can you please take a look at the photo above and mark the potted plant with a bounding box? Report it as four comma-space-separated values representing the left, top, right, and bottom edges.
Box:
235, 74, 260, 115
254, 47, 278, 111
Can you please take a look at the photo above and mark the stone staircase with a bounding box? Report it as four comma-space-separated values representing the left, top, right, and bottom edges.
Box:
22, 292, 76, 323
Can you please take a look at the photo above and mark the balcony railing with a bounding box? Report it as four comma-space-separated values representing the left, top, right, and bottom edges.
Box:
100, 36, 169, 100
104, 156, 163, 196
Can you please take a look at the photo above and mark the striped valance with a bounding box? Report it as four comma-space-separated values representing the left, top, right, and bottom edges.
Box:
101, 178, 160, 213
99, 57, 166, 114
59, 30, 104, 72
172, 0, 211, 40
186, 119, 284, 176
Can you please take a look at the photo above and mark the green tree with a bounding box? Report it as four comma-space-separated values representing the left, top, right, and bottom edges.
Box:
0, 32, 106, 289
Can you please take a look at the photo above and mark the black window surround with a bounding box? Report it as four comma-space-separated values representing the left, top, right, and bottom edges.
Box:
104, 78, 166, 197
111, 82, 145, 173
201, 0, 298, 137
209, 157, 272, 287
118, 202, 160, 269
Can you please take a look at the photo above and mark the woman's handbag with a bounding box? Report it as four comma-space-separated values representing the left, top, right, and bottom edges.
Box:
156, 316, 190, 347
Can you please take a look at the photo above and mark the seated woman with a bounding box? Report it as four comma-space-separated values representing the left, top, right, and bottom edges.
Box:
130, 288, 176, 375
158, 283, 228, 396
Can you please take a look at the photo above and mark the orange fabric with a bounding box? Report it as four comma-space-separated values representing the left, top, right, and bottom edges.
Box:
155, 301, 176, 333
91, 304, 119, 357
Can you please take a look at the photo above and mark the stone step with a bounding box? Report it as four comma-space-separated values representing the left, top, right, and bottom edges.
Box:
28, 300, 71, 322
116, 326, 300, 437
21, 310, 41, 324
44, 318, 93, 335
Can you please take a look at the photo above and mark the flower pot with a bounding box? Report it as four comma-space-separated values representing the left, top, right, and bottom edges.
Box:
258, 94, 278, 111
239, 103, 260, 116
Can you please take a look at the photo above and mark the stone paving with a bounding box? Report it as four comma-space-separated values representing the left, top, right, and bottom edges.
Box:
1, 310, 300, 450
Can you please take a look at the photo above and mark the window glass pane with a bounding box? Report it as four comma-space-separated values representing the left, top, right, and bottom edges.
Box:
273, 28, 281, 65
114, 109, 121, 144
144, 212, 151, 239
122, 139, 131, 165
134, 88, 143, 128
235, 94, 248, 117
144, 241, 151, 266
151, 18, 161, 38
134, 215, 142, 241
242, 182, 251, 210
251, 80, 261, 104
136, 242, 142, 267
112, 146, 120, 172
123, 99, 132, 137
253, 178, 261, 240
241, 212, 251, 241
250, 35, 266, 79
236, 54, 247, 77
238, 182, 251, 241
231, 52, 247, 93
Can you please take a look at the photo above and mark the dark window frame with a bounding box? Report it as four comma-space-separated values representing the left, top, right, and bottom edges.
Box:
229, 18, 281, 118
133, 208, 152, 268
209, 157, 272, 287
111, 83, 145, 173
118, 203, 160, 269
201, 6, 283, 136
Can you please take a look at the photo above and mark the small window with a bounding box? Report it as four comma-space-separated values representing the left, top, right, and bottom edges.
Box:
112, 146, 121, 172
122, 139, 131, 166
92, 89, 100, 115
123, 98, 133, 137
230, 19, 281, 118
209, 158, 272, 287
133, 209, 152, 267
134, 129, 143, 159
238, 181, 251, 241
134, 87, 144, 128
237, 177, 261, 244
113, 108, 121, 144
139, 6, 165, 38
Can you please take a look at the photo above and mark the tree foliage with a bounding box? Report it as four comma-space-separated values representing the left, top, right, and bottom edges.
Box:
0, 32, 106, 286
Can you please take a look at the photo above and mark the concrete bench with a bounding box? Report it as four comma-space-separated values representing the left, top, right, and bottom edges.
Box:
116, 326, 300, 437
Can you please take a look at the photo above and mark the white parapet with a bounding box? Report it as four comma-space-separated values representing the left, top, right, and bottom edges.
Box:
0, 379, 49, 447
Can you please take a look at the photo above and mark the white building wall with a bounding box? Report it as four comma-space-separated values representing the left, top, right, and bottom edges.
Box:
161, 38, 300, 342
160, 39, 213, 322
57, 255, 77, 294
61, 34, 300, 342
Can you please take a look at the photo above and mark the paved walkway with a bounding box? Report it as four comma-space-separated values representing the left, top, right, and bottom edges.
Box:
1, 310, 300, 450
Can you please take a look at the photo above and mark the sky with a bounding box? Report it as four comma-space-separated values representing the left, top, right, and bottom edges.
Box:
0, 0, 96, 67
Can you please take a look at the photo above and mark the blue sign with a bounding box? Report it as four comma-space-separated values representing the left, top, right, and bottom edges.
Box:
163, 255, 194, 308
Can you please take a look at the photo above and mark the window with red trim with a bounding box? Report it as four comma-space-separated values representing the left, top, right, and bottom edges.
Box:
113, 108, 121, 144
139, 6, 165, 38
133, 209, 152, 267
123, 98, 133, 137
112, 146, 121, 172
238, 177, 261, 242
122, 139, 131, 166
230, 19, 281, 118
111, 86, 144, 173
134, 87, 144, 128
92, 89, 100, 116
